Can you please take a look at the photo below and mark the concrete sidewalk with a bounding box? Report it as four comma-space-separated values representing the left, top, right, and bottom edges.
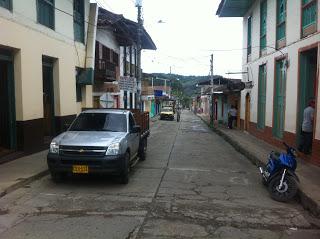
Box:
0, 150, 48, 197
198, 114, 320, 217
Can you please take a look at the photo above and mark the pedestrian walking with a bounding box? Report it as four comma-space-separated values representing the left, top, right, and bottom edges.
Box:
299, 99, 315, 154
177, 105, 181, 122
228, 105, 237, 129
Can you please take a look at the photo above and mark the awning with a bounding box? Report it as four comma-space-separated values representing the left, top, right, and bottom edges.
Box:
216, 0, 254, 17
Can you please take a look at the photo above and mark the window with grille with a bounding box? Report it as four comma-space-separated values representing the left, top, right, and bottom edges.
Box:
0, 0, 11, 10
260, 1, 267, 53
74, 0, 85, 43
37, 0, 55, 29
302, 0, 317, 37
247, 16, 252, 61
276, 0, 286, 46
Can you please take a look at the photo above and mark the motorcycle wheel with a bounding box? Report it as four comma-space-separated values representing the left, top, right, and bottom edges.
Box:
267, 175, 298, 202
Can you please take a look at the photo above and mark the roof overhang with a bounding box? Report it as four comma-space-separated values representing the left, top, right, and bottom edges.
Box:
216, 0, 255, 17
98, 8, 156, 50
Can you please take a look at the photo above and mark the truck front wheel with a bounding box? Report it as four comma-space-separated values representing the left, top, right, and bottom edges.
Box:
120, 152, 130, 184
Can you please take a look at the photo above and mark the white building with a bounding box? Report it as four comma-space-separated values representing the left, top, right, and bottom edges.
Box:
0, 0, 97, 154
93, 8, 156, 110
217, 0, 320, 165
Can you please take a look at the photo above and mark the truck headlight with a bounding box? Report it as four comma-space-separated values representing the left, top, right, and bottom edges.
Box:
49, 142, 59, 154
106, 143, 120, 155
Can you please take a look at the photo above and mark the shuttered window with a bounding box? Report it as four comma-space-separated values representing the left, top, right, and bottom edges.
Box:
276, 0, 286, 42
247, 16, 252, 60
257, 64, 266, 129
74, 0, 85, 43
0, 0, 11, 10
37, 0, 55, 29
260, 1, 267, 53
302, 0, 317, 37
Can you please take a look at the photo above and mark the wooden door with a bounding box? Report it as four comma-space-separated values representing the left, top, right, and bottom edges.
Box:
0, 50, 16, 150
42, 58, 55, 136
245, 93, 250, 130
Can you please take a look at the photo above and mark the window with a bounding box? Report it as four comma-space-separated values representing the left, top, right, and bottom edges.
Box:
257, 64, 267, 129
0, 0, 11, 10
247, 16, 252, 61
302, 0, 317, 37
74, 0, 85, 43
260, 1, 267, 54
276, 0, 286, 47
37, 0, 55, 29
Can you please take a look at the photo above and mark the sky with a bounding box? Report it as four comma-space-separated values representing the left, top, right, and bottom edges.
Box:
92, 0, 243, 77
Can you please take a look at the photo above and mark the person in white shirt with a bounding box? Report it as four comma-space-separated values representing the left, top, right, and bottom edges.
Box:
228, 105, 237, 129
299, 99, 315, 154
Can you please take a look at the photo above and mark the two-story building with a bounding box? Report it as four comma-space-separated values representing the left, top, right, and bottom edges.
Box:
216, 0, 320, 165
0, 0, 97, 155
93, 8, 156, 110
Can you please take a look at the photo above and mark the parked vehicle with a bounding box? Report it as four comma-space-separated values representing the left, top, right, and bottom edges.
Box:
160, 106, 174, 121
259, 142, 299, 202
47, 109, 149, 184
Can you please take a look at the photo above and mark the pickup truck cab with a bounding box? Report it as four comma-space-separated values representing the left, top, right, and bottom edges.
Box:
47, 109, 149, 184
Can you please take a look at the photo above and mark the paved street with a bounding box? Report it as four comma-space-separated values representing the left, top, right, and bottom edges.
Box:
0, 111, 319, 239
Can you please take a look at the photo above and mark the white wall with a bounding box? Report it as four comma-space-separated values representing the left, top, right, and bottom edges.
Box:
0, 0, 92, 120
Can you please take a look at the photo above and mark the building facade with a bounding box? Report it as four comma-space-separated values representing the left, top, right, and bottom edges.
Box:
93, 8, 156, 110
217, 0, 320, 165
0, 0, 97, 154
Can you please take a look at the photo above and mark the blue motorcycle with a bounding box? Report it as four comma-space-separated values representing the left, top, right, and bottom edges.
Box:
259, 142, 299, 202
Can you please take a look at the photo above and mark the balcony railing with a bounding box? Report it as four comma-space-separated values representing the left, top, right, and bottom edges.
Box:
95, 59, 117, 82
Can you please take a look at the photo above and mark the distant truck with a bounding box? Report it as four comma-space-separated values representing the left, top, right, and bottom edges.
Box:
47, 108, 149, 184
160, 106, 174, 121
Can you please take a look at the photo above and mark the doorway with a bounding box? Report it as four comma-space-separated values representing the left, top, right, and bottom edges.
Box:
245, 93, 250, 130
0, 50, 16, 154
297, 47, 318, 147
42, 57, 55, 137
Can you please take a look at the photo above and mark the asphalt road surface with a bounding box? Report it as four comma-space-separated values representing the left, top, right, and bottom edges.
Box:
0, 111, 319, 239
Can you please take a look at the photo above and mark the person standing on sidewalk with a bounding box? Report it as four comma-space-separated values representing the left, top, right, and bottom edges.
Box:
228, 105, 237, 129
299, 99, 315, 155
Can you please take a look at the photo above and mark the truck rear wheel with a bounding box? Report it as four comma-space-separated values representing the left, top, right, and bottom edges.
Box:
139, 139, 147, 161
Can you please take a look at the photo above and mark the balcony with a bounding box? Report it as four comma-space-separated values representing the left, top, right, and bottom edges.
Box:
95, 59, 117, 82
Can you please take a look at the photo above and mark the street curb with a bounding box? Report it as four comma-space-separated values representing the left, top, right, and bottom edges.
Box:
0, 170, 49, 198
197, 115, 320, 218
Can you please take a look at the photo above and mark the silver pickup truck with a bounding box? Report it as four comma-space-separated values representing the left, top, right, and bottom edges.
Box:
47, 109, 149, 184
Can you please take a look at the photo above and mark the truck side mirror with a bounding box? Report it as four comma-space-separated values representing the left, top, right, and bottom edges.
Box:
131, 125, 141, 133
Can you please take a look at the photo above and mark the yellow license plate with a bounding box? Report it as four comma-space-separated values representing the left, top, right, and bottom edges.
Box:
72, 165, 89, 174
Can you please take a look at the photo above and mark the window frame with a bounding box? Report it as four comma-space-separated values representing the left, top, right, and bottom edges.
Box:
247, 16, 252, 62
276, 0, 286, 49
260, 1, 267, 55
73, 0, 85, 43
37, 0, 55, 30
0, 0, 12, 10
301, 0, 318, 38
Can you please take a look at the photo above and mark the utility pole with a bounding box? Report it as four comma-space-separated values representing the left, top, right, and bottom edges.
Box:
210, 54, 214, 127
136, 0, 143, 109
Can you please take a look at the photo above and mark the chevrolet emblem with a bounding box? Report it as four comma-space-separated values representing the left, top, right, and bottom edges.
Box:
79, 149, 84, 153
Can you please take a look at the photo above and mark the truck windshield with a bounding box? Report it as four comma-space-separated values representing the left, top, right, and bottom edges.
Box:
69, 113, 127, 132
